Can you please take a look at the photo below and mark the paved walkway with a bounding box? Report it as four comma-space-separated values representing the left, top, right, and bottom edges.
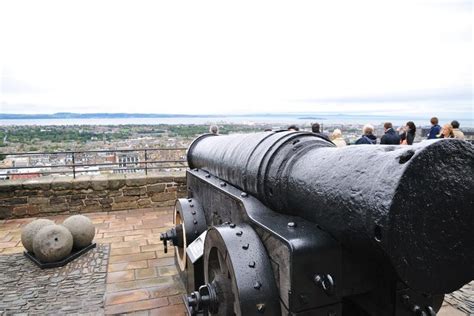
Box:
0, 207, 470, 315
0, 207, 186, 315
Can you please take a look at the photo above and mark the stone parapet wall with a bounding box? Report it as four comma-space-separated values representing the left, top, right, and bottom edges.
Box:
0, 172, 187, 219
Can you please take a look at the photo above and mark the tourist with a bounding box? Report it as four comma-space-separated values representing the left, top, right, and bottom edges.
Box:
439, 124, 454, 138
311, 122, 330, 141
355, 124, 377, 145
380, 122, 400, 145
288, 125, 299, 131
399, 121, 416, 145
209, 125, 219, 134
331, 129, 347, 147
427, 117, 441, 139
451, 120, 465, 140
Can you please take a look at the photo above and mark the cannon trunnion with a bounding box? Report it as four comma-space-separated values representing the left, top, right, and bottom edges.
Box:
160, 131, 474, 316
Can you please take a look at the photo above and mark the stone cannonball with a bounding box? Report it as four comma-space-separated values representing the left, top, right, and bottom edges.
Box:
33, 225, 73, 263
62, 215, 95, 249
21, 219, 55, 253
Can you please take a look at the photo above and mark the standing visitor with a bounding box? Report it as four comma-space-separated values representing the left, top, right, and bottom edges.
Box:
439, 124, 455, 138
209, 125, 219, 134
451, 120, 465, 140
331, 129, 347, 147
288, 125, 299, 131
311, 122, 330, 141
355, 124, 377, 145
427, 117, 441, 139
380, 122, 400, 145
399, 121, 416, 145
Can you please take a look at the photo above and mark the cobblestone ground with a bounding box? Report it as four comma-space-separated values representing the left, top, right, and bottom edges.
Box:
0, 244, 108, 314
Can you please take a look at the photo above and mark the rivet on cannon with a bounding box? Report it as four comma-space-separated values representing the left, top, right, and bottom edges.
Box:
241, 192, 248, 197
253, 281, 262, 290
194, 168, 199, 172
187, 198, 192, 202
256, 303, 265, 313
230, 223, 236, 228
190, 204, 194, 208
191, 210, 196, 215
249, 261, 256, 268
193, 220, 198, 224
205, 174, 211, 178
288, 222, 296, 228
220, 182, 226, 187
242, 243, 249, 250
236, 231, 243, 236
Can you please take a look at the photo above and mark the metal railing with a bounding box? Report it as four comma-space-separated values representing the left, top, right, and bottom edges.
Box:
0, 147, 188, 179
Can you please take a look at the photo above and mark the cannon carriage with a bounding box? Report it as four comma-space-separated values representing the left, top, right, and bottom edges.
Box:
161, 131, 474, 316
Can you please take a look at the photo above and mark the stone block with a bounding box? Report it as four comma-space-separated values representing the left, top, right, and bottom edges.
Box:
53, 190, 73, 196
91, 180, 108, 191
69, 199, 85, 207
84, 199, 100, 207
147, 176, 174, 184
147, 183, 166, 193
0, 191, 14, 198
13, 205, 40, 217
165, 187, 177, 193
0, 206, 13, 219
173, 176, 186, 184
138, 199, 152, 207
125, 177, 148, 187
86, 191, 108, 198
177, 185, 187, 192
114, 196, 139, 203
14, 189, 37, 196
123, 187, 147, 196
51, 179, 74, 190
153, 200, 177, 207
112, 201, 138, 211
22, 180, 51, 190
72, 180, 91, 190
98, 198, 113, 205
80, 204, 103, 213
0, 182, 16, 193
28, 196, 50, 205
150, 192, 176, 203
3, 197, 28, 205
108, 179, 126, 190
50, 196, 67, 205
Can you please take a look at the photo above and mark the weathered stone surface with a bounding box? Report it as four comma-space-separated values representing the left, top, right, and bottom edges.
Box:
147, 183, 166, 193
150, 192, 175, 203
33, 225, 73, 263
50, 196, 67, 205
51, 179, 73, 190
0, 206, 13, 219
125, 177, 148, 187
21, 219, 55, 253
114, 196, 139, 203
123, 187, 147, 196
28, 197, 49, 205
0, 244, 108, 315
112, 201, 139, 211
91, 180, 108, 191
63, 215, 96, 249
13, 205, 40, 216
0, 174, 185, 219
3, 197, 28, 205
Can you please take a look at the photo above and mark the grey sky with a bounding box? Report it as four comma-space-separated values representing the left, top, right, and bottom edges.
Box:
0, 0, 472, 117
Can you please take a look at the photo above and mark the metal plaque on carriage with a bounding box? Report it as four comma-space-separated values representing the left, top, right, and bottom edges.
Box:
186, 230, 207, 264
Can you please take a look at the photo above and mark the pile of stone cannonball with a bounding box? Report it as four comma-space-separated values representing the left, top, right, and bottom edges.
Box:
21, 215, 96, 263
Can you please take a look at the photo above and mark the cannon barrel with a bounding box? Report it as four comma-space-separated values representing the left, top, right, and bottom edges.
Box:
187, 131, 474, 295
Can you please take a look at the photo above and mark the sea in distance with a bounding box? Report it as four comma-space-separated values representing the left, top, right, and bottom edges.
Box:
0, 114, 473, 128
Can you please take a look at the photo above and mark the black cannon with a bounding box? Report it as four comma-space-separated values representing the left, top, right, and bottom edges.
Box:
161, 131, 473, 316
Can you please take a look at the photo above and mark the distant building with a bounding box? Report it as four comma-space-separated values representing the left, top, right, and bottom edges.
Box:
115, 153, 140, 174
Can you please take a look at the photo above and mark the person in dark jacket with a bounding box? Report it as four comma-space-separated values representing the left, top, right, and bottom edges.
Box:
399, 121, 416, 145
311, 122, 330, 141
380, 122, 400, 145
355, 124, 377, 144
427, 117, 441, 139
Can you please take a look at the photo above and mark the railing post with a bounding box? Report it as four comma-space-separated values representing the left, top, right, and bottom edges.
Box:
144, 149, 148, 175
72, 152, 76, 179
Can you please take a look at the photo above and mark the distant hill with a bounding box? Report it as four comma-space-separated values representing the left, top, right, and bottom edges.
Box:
0, 113, 218, 119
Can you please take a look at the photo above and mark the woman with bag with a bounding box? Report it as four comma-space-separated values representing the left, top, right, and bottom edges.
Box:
399, 121, 416, 145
